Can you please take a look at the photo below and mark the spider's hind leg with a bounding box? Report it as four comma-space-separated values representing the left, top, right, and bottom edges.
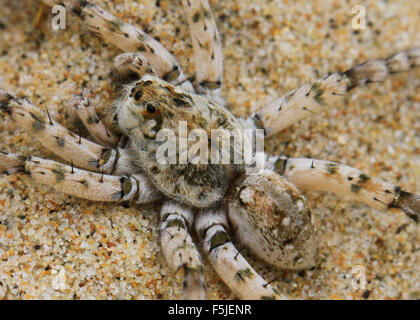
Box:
196, 207, 286, 300
273, 157, 420, 222
159, 202, 206, 300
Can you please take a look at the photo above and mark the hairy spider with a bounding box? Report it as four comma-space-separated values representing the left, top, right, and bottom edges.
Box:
0, 0, 419, 299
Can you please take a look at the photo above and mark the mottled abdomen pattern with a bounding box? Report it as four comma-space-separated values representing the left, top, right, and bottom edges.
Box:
227, 171, 317, 270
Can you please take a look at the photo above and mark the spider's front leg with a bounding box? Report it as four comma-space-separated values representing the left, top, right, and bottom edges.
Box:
246, 47, 420, 136
41, 0, 188, 86
272, 157, 420, 222
0, 90, 134, 175
196, 204, 288, 300
182, 0, 224, 105
159, 202, 206, 300
0, 152, 160, 204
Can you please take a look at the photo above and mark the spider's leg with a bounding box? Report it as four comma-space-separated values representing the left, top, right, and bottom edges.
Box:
0, 90, 133, 175
76, 53, 175, 147
246, 47, 420, 136
73, 95, 120, 147
195, 208, 286, 300
0, 153, 160, 204
272, 157, 420, 222
41, 0, 187, 86
112, 52, 156, 86
159, 202, 206, 300
112, 52, 194, 92
182, 0, 223, 105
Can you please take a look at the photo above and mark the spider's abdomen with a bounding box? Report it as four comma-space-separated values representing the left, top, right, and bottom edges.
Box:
146, 162, 242, 208
227, 170, 318, 270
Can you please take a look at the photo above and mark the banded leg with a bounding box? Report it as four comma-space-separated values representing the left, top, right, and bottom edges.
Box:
272, 157, 420, 221
73, 95, 120, 147
41, 0, 187, 85
0, 90, 134, 175
112, 52, 194, 92
196, 208, 286, 300
0, 153, 160, 204
246, 47, 420, 136
112, 52, 156, 87
159, 202, 206, 300
182, 0, 224, 104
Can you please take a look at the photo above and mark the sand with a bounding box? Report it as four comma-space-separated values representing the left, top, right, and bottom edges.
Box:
0, 0, 419, 299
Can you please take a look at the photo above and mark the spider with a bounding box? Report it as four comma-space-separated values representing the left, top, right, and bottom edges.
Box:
0, 0, 419, 299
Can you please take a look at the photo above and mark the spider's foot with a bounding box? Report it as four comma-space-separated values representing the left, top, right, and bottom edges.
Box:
0, 89, 14, 115
392, 191, 420, 222
0, 152, 27, 176
72, 94, 90, 109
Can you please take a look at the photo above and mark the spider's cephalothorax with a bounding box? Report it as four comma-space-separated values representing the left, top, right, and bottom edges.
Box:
114, 73, 246, 208
0, 0, 419, 300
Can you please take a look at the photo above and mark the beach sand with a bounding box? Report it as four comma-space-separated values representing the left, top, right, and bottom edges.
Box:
0, 0, 419, 299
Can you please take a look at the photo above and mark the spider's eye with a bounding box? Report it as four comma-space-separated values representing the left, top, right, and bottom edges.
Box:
133, 89, 143, 101
146, 104, 156, 114
142, 103, 160, 117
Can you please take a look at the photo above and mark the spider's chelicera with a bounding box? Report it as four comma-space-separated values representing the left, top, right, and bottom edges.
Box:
0, 0, 419, 299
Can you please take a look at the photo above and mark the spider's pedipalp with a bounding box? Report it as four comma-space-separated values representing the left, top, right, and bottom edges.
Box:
0, 91, 135, 175
159, 202, 206, 300
112, 52, 157, 88
249, 47, 420, 136
112, 52, 196, 93
73, 95, 120, 147
41, 0, 188, 86
0, 153, 160, 204
182, 0, 224, 105
273, 157, 419, 222
196, 208, 285, 300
